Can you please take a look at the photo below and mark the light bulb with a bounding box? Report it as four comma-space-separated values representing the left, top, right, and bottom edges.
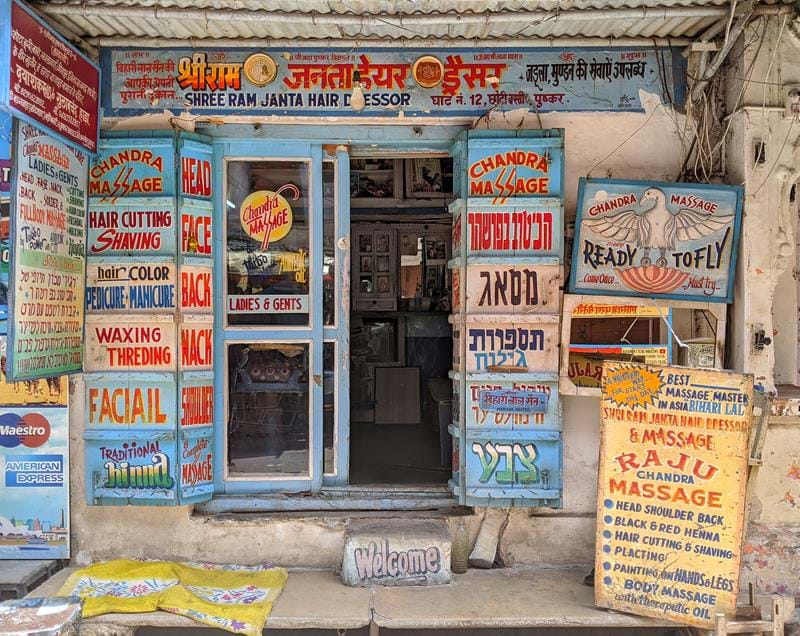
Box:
351, 83, 365, 112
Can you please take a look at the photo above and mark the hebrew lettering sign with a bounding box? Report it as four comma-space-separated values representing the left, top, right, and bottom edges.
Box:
570, 179, 743, 302
463, 320, 559, 373
595, 362, 752, 628
464, 263, 560, 315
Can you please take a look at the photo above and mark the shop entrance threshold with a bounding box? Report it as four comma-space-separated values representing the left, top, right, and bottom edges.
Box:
195, 485, 460, 514
30, 567, 676, 633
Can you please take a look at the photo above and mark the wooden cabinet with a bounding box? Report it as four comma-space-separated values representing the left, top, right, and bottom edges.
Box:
352, 226, 397, 311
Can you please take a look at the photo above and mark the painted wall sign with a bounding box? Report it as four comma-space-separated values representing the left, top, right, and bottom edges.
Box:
181, 148, 212, 200
0, 338, 66, 405
571, 303, 664, 318
466, 433, 561, 496
568, 348, 669, 388
180, 319, 213, 371
180, 433, 213, 491
89, 141, 175, 198
181, 199, 213, 257
180, 376, 213, 427
463, 320, 559, 373
85, 375, 176, 430
467, 140, 563, 202
464, 262, 560, 315
1, 0, 100, 153
570, 179, 743, 302
0, 406, 69, 559
9, 122, 87, 380
87, 200, 176, 256
84, 317, 177, 372
462, 202, 562, 258
86, 436, 176, 501
467, 380, 558, 430
595, 362, 752, 628
478, 389, 548, 414
226, 294, 308, 315
85, 262, 177, 313
104, 48, 684, 116
180, 265, 212, 314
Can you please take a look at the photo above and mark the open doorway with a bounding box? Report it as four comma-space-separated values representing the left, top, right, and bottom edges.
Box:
348, 155, 454, 485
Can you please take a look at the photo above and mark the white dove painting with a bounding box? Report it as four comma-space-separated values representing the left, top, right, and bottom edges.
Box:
570, 179, 743, 302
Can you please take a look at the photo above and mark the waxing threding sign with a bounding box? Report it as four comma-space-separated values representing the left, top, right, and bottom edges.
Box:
84, 316, 177, 372
595, 362, 752, 628
570, 179, 743, 302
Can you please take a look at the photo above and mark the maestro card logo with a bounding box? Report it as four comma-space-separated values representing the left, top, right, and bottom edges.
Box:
0, 413, 51, 448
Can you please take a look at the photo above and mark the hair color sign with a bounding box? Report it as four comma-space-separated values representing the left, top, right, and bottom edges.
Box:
595, 362, 752, 628
9, 122, 87, 381
86, 262, 177, 313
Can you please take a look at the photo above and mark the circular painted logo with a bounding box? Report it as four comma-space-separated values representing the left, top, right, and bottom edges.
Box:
412, 55, 444, 88
0, 413, 51, 448
243, 53, 278, 87
240, 184, 300, 249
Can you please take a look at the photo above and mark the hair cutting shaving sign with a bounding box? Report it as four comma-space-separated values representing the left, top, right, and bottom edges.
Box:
240, 185, 298, 250
0, 407, 69, 559
465, 263, 560, 315
85, 375, 176, 430
595, 362, 752, 628
85, 262, 176, 313
462, 202, 562, 258
180, 318, 212, 371
463, 320, 559, 373
180, 265, 212, 314
9, 122, 87, 381
84, 317, 176, 372
181, 200, 212, 257
89, 142, 175, 198
2, 0, 100, 153
88, 200, 176, 256
466, 380, 558, 430
570, 179, 743, 303
104, 48, 684, 116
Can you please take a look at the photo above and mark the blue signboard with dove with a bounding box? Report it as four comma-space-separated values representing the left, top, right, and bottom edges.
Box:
569, 178, 743, 303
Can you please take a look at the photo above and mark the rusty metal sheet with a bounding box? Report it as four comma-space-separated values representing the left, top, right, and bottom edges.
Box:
595, 362, 753, 628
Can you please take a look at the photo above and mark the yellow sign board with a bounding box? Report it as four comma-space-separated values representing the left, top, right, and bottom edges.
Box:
595, 362, 752, 628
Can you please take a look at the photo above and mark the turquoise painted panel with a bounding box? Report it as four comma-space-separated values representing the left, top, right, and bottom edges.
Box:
465, 378, 560, 432
465, 432, 562, 507
90, 138, 176, 198
85, 373, 177, 431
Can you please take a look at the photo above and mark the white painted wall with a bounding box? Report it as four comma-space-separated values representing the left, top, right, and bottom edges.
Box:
72, 97, 689, 566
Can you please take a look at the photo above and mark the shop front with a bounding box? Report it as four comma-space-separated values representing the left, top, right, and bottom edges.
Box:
71, 45, 694, 529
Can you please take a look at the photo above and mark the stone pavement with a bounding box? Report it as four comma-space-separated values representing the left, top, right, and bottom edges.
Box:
29, 566, 674, 633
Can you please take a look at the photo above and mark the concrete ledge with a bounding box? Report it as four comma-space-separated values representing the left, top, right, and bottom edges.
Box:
29, 568, 371, 631
30, 566, 675, 631
372, 567, 675, 629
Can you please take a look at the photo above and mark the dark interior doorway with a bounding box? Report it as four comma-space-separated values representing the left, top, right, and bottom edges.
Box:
348, 155, 454, 485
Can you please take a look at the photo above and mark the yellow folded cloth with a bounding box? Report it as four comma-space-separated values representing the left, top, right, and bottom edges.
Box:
59, 559, 288, 636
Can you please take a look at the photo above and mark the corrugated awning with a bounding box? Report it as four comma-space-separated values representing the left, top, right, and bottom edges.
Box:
31, 0, 798, 49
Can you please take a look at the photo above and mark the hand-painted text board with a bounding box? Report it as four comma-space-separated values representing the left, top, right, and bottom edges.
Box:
570, 179, 743, 302
457, 262, 561, 315
595, 362, 752, 628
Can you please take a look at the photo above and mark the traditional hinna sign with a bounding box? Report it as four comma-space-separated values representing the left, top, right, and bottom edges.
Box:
569, 178, 743, 302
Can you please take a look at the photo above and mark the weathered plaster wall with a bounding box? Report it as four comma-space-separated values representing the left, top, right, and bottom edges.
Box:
72, 96, 687, 566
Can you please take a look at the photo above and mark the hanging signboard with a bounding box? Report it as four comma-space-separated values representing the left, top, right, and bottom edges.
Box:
86, 262, 177, 313
0, 0, 100, 154
104, 48, 684, 116
8, 121, 87, 380
570, 179, 743, 302
463, 262, 561, 315
595, 362, 752, 628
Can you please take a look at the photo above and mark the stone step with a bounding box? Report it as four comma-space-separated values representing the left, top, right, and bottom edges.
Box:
341, 519, 452, 587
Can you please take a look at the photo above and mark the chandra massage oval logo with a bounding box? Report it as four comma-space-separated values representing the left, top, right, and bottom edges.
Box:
240, 184, 300, 250
0, 413, 51, 448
